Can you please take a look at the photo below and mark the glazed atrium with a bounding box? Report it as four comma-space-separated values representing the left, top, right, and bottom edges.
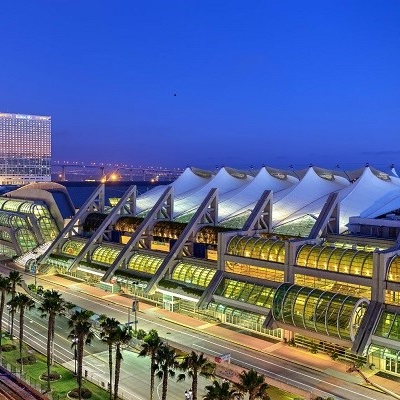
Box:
2, 164, 400, 376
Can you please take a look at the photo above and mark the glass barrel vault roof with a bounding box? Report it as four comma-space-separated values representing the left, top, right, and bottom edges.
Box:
296, 244, 373, 277
272, 283, 369, 341
216, 278, 276, 308
227, 235, 285, 263
171, 262, 216, 287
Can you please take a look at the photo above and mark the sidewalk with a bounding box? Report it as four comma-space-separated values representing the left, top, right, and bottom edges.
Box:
33, 273, 400, 398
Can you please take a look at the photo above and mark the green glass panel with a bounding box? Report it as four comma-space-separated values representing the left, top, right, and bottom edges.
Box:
16, 228, 37, 252
2, 200, 23, 212
92, 245, 121, 265
296, 244, 313, 266
61, 240, 86, 256
388, 256, 400, 282
374, 311, 395, 338
227, 236, 241, 254
227, 235, 285, 263
389, 315, 400, 341
327, 248, 346, 272
303, 289, 318, 330
307, 246, 321, 268
172, 262, 216, 287
128, 253, 164, 274
292, 287, 310, 327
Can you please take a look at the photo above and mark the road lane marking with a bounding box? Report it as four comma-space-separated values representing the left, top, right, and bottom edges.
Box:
52, 285, 384, 400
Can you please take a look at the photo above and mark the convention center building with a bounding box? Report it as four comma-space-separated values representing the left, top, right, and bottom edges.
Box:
1, 165, 400, 376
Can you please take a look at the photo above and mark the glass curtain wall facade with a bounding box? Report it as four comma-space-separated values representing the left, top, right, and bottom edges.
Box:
0, 112, 51, 184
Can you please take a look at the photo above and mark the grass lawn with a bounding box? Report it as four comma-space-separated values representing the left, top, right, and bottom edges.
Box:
1, 337, 115, 400
267, 385, 304, 399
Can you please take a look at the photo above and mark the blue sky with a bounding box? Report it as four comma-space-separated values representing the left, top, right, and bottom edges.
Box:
2, 1, 400, 170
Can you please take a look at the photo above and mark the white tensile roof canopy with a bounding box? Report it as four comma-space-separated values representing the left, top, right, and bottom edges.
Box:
134, 165, 400, 235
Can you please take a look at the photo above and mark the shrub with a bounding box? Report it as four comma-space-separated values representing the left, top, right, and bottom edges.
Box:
17, 355, 36, 365
36, 286, 44, 296
69, 388, 92, 399
1, 344, 16, 352
133, 329, 147, 340
41, 372, 61, 381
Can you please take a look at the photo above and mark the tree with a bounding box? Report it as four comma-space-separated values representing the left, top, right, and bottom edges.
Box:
0, 275, 11, 360
138, 329, 164, 400
132, 328, 147, 341
113, 325, 131, 400
234, 369, 270, 400
8, 270, 23, 338
178, 351, 215, 400
99, 316, 120, 400
68, 310, 94, 400
155, 343, 180, 400
39, 290, 66, 392
203, 380, 240, 400
7, 292, 35, 374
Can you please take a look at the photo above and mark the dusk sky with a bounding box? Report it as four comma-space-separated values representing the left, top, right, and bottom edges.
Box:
2, 1, 400, 170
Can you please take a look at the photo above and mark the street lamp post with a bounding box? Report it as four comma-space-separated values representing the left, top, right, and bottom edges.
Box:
32, 251, 38, 288
127, 281, 140, 334
6, 305, 11, 336
72, 337, 78, 377
127, 297, 139, 335
133, 297, 138, 333
34, 260, 37, 287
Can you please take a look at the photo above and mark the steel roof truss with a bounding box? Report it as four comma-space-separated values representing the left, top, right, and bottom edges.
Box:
101, 186, 174, 282
68, 185, 137, 272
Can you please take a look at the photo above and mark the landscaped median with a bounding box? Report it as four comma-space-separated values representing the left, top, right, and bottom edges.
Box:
0, 338, 114, 400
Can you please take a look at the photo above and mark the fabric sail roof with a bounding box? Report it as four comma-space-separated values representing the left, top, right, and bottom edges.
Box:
218, 166, 298, 223
173, 167, 254, 219
136, 167, 213, 215
133, 164, 400, 233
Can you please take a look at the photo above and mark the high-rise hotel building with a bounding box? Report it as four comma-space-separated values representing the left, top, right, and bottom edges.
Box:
0, 112, 51, 184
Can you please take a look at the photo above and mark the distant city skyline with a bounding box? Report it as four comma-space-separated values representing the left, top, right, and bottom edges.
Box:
2, 1, 400, 169
49, 159, 398, 170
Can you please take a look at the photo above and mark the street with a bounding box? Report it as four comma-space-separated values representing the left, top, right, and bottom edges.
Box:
3, 266, 392, 400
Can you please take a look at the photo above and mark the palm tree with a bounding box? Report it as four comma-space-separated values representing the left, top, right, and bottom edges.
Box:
38, 289, 66, 392
178, 351, 215, 400
155, 343, 180, 400
8, 270, 23, 339
138, 329, 164, 400
0, 275, 11, 361
7, 293, 35, 374
203, 380, 240, 400
68, 310, 94, 400
234, 369, 270, 400
113, 325, 131, 400
99, 316, 120, 400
